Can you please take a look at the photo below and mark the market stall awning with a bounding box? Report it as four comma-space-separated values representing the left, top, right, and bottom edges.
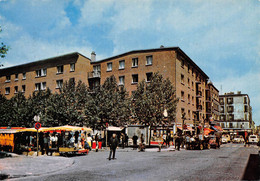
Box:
213, 125, 223, 132
47, 125, 92, 132
177, 126, 193, 131
106, 126, 124, 131
204, 128, 214, 135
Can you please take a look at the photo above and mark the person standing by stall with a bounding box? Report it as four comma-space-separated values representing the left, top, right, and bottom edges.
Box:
132, 134, 138, 150
108, 133, 119, 160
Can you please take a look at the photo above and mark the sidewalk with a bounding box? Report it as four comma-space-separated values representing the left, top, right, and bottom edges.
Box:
0, 154, 74, 179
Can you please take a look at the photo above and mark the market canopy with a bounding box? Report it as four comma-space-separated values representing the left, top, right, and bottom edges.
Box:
204, 128, 214, 135
16, 125, 92, 133
106, 126, 124, 131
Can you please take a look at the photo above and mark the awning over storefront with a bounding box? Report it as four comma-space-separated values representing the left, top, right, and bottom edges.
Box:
106, 126, 124, 131
213, 125, 223, 132
204, 128, 214, 135
177, 126, 193, 131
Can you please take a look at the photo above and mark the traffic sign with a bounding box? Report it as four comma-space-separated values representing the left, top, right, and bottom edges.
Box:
35, 122, 41, 130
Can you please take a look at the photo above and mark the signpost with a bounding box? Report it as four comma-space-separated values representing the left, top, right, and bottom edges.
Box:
35, 122, 41, 156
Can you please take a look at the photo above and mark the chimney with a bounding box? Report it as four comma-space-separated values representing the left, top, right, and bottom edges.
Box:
91, 51, 96, 62
237, 91, 241, 94
160, 45, 164, 48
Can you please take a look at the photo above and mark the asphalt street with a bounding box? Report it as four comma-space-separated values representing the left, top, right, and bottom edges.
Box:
7, 143, 260, 181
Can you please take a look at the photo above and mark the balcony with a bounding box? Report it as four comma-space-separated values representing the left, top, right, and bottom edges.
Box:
196, 104, 202, 111
196, 91, 202, 98
88, 71, 101, 79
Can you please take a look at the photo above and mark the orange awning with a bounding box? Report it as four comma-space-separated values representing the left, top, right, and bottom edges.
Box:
204, 128, 214, 135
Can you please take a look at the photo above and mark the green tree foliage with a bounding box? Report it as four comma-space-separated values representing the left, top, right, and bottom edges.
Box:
0, 26, 9, 66
46, 79, 89, 126
85, 75, 131, 129
131, 73, 178, 144
0, 94, 13, 126
27, 88, 52, 126
10, 92, 30, 127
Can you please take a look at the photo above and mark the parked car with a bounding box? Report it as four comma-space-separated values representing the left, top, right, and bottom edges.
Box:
248, 135, 259, 144
233, 135, 244, 143
221, 134, 231, 144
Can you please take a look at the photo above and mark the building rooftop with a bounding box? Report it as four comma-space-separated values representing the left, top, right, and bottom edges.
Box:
92, 46, 209, 79
0, 52, 90, 76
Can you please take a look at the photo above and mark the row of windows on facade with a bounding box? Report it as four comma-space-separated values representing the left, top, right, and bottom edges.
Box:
180, 108, 206, 121
180, 58, 206, 83
220, 122, 249, 129
4, 79, 66, 95
118, 73, 153, 85
5, 64, 75, 82
219, 97, 248, 105
220, 114, 249, 121
220, 105, 248, 113
105, 56, 153, 72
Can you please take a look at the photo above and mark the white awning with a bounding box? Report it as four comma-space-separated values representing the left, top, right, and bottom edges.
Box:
106, 126, 124, 131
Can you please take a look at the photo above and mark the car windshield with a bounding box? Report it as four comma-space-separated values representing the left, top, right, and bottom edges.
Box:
250, 136, 256, 138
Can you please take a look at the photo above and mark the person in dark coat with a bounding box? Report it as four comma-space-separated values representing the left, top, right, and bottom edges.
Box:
132, 134, 138, 150
108, 133, 119, 160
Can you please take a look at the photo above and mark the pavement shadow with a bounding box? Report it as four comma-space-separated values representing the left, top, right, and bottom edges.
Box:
241, 154, 260, 180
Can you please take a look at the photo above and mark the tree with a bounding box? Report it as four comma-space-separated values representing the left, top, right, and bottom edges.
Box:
27, 88, 52, 126
9, 92, 30, 127
0, 26, 9, 66
0, 94, 13, 126
85, 75, 131, 130
46, 80, 89, 126
131, 73, 178, 145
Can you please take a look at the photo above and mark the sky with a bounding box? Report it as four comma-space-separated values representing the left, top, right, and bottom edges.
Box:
0, 0, 259, 125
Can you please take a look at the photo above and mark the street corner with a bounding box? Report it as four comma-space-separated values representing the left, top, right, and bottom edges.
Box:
0, 155, 74, 179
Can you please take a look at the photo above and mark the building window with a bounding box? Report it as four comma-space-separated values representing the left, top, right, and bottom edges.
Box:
5, 75, 10, 83
192, 81, 194, 90
192, 96, 194, 104
181, 91, 184, 101
15, 74, 18, 81
188, 78, 190, 87
181, 74, 184, 85
188, 110, 191, 119
35, 83, 41, 91
36, 68, 47, 77
14, 86, 18, 94
22, 85, 26, 93
244, 114, 248, 121
181, 108, 185, 116
69, 78, 75, 84
132, 74, 138, 84
42, 82, 46, 90
56, 80, 63, 89
107, 62, 112, 71
5, 87, 10, 95
119, 60, 125, 70
146, 55, 153, 65
244, 105, 248, 112
181, 59, 184, 67
119, 76, 125, 85
146, 72, 153, 82
229, 123, 233, 128
188, 94, 190, 104
132, 58, 138, 67
227, 97, 233, 104
70, 63, 75, 72
22, 73, 26, 80
244, 97, 247, 104
57, 65, 64, 74
93, 65, 101, 77
35, 82, 46, 91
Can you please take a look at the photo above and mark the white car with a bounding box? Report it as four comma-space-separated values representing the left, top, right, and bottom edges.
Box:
233, 135, 244, 143
248, 135, 258, 144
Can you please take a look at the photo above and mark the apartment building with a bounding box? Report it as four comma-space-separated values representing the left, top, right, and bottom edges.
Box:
0, 46, 219, 129
89, 47, 218, 127
0, 52, 92, 99
218, 92, 253, 133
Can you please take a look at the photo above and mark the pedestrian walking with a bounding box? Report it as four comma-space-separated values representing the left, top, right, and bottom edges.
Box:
121, 133, 125, 149
95, 133, 99, 152
132, 134, 138, 150
108, 133, 119, 160
166, 133, 171, 147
